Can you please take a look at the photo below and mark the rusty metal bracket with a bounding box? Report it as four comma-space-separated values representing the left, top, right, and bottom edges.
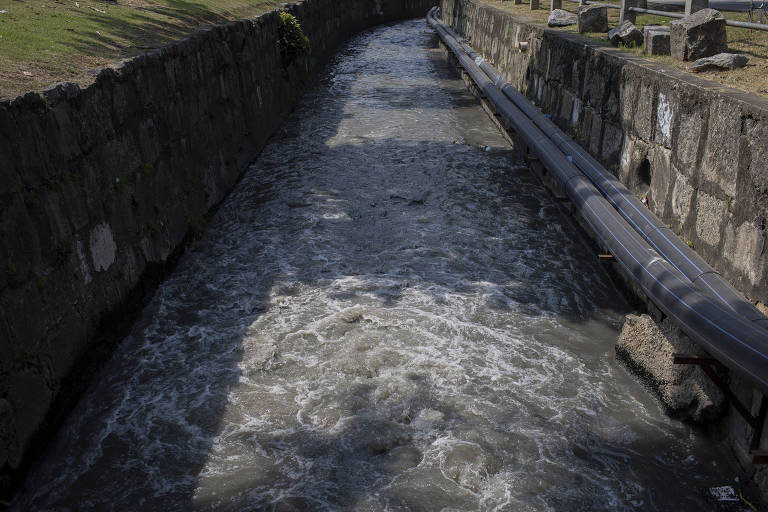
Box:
674, 353, 768, 463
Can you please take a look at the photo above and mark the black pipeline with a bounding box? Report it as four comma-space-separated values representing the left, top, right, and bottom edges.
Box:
435, 19, 768, 332
426, 7, 768, 394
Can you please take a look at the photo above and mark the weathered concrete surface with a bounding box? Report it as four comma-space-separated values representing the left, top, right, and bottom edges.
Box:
439, 0, 768, 499
643, 25, 671, 55
670, 8, 727, 61
547, 8, 577, 27
440, 0, 768, 305
691, 52, 749, 72
0, 0, 432, 497
616, 314, 725, 423
578, 5, 609, 33
608, 21, 644, 48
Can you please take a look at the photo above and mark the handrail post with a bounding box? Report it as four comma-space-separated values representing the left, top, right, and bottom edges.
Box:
685, 0, 709, 15
620, 0, 637, 24
551, 0, 562, 9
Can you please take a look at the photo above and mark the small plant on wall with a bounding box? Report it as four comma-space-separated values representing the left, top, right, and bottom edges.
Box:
278, 11, 311, 69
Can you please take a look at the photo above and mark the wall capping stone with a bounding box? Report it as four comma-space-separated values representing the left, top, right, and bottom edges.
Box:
440, 0, 768, 303
440, 0, 768, 501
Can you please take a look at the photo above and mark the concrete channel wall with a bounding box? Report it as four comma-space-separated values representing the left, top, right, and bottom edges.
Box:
438, 0, 768, 497
0, 0, 432, 495
440, 0, 768, 306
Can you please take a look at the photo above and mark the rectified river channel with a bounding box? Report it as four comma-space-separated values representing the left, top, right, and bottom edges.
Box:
14, 18, 739, 512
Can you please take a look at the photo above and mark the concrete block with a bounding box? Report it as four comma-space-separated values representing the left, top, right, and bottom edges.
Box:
695, 190, 725, 246
670, 8, 727, 61
547, 9, 577, 27
723, 220, 767, 287
609, 21, 644, 48
671, 173, 694, 225
648, 147, 675, 214
634, 79, 655, 141
702, 98, 740, 197
578, 5, 608, 33
685, 0, 709, 15
674, 108, 704, 172
643, 25, 671, 55
616, 314, 725, 423
601, 122, 623, 163
620, 0, 638, 24
655, 91, 675, 148
587, 108, 603, 155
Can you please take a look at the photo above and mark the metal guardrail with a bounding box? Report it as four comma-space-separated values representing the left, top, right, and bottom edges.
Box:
630, 4, 768, 28
427, 7, 768, 399
576, 0, 768, 30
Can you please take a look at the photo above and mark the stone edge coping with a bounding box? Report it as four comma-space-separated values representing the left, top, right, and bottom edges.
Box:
0, 15, 272, 108
463, 1, 768, 113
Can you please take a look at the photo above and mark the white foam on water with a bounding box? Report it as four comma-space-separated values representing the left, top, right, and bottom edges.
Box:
13, 19, 739, 512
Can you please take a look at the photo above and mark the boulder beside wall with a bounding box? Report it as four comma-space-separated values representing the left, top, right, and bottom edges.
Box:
670, 8, 727, 61
548, 8, 578, 27
578, 5, 609, 33
691, 52, 748, 71
616, 314, 725, 423
608, 21, 644, 47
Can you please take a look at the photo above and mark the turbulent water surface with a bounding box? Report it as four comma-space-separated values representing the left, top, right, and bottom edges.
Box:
16, 19, 736, 511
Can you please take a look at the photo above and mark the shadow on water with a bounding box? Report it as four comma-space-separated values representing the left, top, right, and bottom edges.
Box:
13, 19, 738, 512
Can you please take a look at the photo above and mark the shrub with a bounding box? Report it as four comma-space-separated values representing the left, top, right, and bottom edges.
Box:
278, 11, 311, 68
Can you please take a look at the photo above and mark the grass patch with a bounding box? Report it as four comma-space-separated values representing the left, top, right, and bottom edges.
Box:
478, 0, 768, 96
0, 0, 284, 99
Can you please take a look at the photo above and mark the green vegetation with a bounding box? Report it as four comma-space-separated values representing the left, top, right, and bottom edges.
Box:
277, 10, 311, 68
0, 0, 284, 99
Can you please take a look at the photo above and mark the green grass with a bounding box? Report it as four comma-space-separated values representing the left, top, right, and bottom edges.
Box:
0, 0, 283, 99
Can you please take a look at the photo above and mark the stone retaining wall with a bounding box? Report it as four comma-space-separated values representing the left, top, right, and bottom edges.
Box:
438, 0, 768, 498
0, 0, 431, 495
440, 0, 768, 306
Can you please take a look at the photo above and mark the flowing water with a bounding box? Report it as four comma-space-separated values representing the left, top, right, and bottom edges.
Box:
16, 19, 738, 512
